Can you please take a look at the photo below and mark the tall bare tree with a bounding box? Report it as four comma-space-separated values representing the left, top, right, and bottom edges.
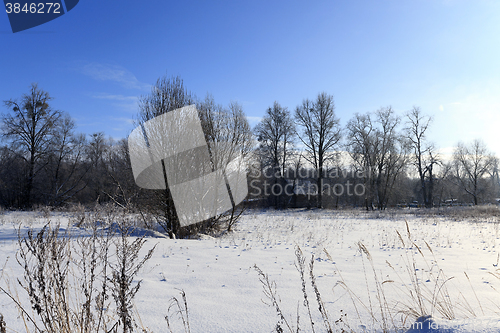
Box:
197, 95, 253, 230
85, 132, 111, 202
295, 92, 341, 208
1, 83, 62, 208
136, 74, 194, 238
405, 107, 439, 207
346, 107, 408, 210
136, 76, 251, 236
453, 139, 496, 205
254, 101, 296, 208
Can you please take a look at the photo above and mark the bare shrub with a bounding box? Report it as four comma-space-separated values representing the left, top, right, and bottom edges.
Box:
68, 202, 86, 227
74, 221, 114, 332
109, 222, 156, 333
16, 223, 74, 332
33, 204, 53, 218
1, 207, 155, 333
180, 204, 247, 238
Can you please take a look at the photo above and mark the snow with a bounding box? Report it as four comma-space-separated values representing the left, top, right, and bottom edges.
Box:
1, 209, 500, 332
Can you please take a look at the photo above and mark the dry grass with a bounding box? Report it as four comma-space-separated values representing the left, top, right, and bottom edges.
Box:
165, 290, 191, 333
0, 206, 156, 333
394, 205, 500, 223
256, 219, 499, 332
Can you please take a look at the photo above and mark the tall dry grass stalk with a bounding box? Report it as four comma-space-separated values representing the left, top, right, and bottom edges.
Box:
257, 246, 354, 333
165, 290, 191, 333
254, 264, 295, 333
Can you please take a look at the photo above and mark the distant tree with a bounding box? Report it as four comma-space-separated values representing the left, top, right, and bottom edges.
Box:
287, 150, 303, 208
346, 107, 408, 210
84, 132, 111, 203
346, 112, 374, 208
453, 139, 496, 205
100, 138, 138, 210
254, 101, 296, 208
437, 160, 460, 205
42, 114, 89, 206
405, 107, 439, 207
0, 145, 25, 207
295, 92, 342, 208
492, 157, 500, 198
1, 83, 62, 208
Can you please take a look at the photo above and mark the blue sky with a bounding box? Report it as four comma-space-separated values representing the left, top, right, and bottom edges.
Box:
1, 0, 500, 158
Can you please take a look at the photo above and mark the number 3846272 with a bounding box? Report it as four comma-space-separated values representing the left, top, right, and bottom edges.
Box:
5, 3, 61, 14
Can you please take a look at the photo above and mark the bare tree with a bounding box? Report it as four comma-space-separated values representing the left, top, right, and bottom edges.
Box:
43, 114, 89, 206
405, 107, 439, 207
295, 93, 341, 208
453, 139, 496, 205
375, 108, 410, 209
287, 150, 303, 208
254, 101, 296, 208
346, 107, 408, 210
196, 95, 253, 231
1, 83, 62, 208
136, 76, 251, 237
137, 75, 193, 125
136, 74, 194, 238
84, 132, 111, 203
346, 112, 374, 209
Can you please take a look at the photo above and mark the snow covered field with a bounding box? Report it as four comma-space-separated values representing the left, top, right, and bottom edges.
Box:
1, 208, 500, 332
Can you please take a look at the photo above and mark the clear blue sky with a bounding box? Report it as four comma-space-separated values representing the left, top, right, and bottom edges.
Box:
1, 0, 499, 158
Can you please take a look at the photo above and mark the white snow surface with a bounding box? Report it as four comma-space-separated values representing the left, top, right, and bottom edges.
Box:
0, 209, 500, 332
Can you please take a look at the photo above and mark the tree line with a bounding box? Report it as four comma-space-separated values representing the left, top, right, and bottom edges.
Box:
1, 78, 499, 216
254, 97, 499, 210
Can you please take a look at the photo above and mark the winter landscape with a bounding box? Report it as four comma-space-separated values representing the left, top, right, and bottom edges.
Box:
2, 1, 500, 333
